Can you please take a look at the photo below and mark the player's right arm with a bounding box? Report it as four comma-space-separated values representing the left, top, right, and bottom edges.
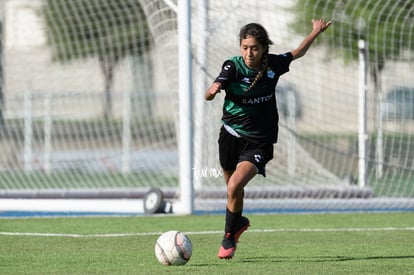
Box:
205, 60, 236, 101
205, 82, 222, 101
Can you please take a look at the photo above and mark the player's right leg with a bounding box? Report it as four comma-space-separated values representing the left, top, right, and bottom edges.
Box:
218, 162, 256, 259
217, 215, 250, 259
217, 232, 236, 259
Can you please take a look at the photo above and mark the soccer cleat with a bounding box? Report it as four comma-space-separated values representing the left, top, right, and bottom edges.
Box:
234, 216, 250, 243
217, 233, 236, 259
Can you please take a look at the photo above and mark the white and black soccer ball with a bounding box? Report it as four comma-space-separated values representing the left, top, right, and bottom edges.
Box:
154, 230, 192, 266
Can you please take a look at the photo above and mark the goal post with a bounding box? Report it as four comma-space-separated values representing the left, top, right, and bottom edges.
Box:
175, 0, 193, 214
358, 39, 368, 188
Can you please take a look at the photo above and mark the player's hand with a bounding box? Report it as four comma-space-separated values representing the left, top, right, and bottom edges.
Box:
205, 82, 222, 101
312, 19, 332, 34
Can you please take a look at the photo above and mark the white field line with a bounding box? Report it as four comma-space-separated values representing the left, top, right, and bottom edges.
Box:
1, 227, 414, 238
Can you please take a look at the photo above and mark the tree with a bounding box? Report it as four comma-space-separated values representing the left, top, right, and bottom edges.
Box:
292, 0, 414, 177
41, 0, 152, 120
292, 0, 413, 83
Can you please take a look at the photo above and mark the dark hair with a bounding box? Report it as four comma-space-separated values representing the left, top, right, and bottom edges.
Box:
239, 23, 273, 53
239, 23, 273, 93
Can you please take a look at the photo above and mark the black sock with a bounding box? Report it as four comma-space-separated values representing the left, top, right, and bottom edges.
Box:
224, 208, 242, 238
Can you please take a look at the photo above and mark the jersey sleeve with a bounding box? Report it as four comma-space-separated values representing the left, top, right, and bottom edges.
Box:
271, 52, 293, 75
214, 60, 237, 89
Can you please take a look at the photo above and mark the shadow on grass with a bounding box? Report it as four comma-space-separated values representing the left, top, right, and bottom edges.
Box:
239, 255, 414, 263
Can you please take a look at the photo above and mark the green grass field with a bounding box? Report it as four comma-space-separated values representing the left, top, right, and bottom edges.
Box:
1, 213, 414, 274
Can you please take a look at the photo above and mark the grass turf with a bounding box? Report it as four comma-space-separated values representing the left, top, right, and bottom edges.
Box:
1, 213, 413, 274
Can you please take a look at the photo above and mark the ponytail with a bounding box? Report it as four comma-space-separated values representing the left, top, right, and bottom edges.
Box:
244, 54, 268, 93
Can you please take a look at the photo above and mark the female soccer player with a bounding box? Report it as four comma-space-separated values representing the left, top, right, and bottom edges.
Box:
205, 19, 332, 259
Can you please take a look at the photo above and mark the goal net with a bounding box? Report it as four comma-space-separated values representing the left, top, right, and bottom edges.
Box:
0, 0, 413, 213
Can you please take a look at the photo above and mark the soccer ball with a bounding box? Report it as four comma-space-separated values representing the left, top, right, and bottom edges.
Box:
154, 231, 192, 266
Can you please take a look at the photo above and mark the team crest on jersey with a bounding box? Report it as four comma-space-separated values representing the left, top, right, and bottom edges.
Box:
267, 69, 275, 79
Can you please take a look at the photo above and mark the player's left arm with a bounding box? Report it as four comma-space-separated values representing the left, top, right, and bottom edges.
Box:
291, 19, 332, 60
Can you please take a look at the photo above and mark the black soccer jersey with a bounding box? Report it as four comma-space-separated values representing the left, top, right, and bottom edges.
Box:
214, 53, 293, 144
